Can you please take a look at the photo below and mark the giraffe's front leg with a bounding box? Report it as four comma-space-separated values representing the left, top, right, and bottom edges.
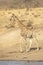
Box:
26, 38, 33, 52
20, 37, 25, 52
28, 39, 33, 51
26, 38, 30, 52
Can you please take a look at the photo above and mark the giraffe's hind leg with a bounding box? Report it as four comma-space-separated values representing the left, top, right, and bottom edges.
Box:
34, 37, 39, 51
36, 39, 39, 51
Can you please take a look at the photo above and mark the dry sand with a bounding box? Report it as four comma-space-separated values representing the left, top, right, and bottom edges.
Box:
0, 27, 43, 61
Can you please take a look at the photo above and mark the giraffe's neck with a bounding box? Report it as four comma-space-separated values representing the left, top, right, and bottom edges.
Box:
14, 15, 27, 31
14, 15, 33, 39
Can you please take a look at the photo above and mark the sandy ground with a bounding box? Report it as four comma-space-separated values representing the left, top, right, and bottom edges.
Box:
0, 27, 43, 61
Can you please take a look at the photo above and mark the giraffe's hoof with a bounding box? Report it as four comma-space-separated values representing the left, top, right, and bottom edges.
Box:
37, 48, 39, 51
26, 49, 30, 52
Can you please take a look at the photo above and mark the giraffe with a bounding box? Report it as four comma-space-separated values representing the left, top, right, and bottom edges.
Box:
11, 14, 39, 52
